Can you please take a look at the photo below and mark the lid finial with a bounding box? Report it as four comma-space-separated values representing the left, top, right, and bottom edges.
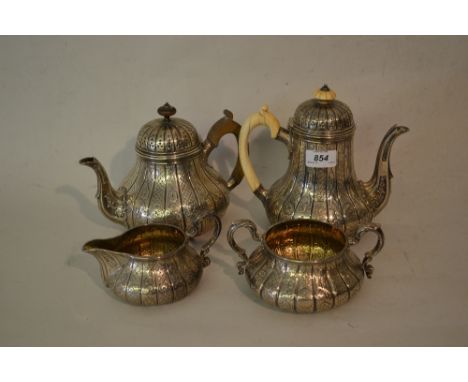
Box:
314, 84, 336, 102
157, 102, 177, 119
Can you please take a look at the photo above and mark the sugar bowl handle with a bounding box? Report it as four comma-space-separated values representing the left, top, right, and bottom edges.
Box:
203, 110, 243, 191
227, 219, 262, 275
352, 223, 385, 278
189, 213, 222, 267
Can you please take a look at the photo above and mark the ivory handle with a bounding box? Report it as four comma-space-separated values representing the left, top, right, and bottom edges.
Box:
238, 105, 281, 192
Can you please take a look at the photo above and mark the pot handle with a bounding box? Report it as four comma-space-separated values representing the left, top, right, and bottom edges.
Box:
203, 110, 243, 191
351, 223, 385, 278
188, 213, 222, 267
238, 105, 289, 203
227, 219, 262, 274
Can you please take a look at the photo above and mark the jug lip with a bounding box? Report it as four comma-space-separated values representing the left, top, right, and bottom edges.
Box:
83, 223, 190, 261
261, 219, 348, 265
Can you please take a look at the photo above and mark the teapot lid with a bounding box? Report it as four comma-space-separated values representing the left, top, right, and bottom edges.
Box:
290, 85, 355, 136
135, 103, 202, 159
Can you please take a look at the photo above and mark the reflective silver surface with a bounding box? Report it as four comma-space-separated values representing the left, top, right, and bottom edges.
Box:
80, 103, 243, 234
227, 218, 384, 313
82, 213, 221, 305
239, 85, 409, 238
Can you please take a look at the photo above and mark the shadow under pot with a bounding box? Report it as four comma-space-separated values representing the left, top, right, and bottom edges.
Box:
82, 213, 221, 305
227, 219, 384, 313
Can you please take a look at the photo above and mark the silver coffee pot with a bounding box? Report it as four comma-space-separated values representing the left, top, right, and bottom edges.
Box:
239, 85, 409, 237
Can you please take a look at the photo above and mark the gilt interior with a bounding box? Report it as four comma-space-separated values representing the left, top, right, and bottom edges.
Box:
265, 220, 346, 261
105, 225, 185, 257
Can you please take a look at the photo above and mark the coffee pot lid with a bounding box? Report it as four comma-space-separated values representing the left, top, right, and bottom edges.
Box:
291, 85, 355, 134
135, 103, 202, 159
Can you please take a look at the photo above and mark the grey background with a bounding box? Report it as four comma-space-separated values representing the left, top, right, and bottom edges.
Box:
1, 36, 467, 346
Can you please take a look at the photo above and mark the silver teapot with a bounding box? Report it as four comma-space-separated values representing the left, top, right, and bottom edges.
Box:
239, 85, 409, 237
80, 103, 242, 233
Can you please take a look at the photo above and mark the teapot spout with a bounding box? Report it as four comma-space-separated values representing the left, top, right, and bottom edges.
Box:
363, 125, 409, 216
79, 157, 127, 226
82, 240, 128, 287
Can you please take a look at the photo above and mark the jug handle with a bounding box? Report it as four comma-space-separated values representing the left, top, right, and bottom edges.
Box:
188, 213, 222, 267
238, 105, 289, 203
203, 110, 243, 190
227, 219, 262, 275
351, 223, 385, 279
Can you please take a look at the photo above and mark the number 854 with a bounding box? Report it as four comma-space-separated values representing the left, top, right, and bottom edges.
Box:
314, 154, 329, 161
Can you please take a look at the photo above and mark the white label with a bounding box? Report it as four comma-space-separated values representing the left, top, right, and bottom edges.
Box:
305, 149, 337, 168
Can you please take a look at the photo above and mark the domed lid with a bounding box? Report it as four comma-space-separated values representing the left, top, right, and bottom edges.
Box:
290, 85, 355, 136
135, 103, 202, 159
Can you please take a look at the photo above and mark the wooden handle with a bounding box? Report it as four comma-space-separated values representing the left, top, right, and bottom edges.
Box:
203, 110, 243, 191
239, 105, 281, 192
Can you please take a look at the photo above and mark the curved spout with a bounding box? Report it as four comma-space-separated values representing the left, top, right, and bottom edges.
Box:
363, 125, 409, 216
79, 157, 127, 226
82, 240, 129, 287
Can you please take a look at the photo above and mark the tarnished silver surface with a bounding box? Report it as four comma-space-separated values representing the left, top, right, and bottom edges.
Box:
80, 103, 243, 234
239, 85, 409, 238
82, 213, 221, 305
227, 218, 384, 313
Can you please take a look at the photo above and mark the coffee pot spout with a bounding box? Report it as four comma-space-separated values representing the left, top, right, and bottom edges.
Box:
79, 157, 127, 226
363, 125, 409, 216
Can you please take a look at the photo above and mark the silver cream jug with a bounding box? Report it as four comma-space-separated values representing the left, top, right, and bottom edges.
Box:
83, 213, 221, 305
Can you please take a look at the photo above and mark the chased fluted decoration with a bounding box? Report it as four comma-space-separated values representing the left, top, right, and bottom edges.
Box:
238, 85, 409, 238
80, 103, 243, 234
227, 218, 384, 313
82, 213, 221, 305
